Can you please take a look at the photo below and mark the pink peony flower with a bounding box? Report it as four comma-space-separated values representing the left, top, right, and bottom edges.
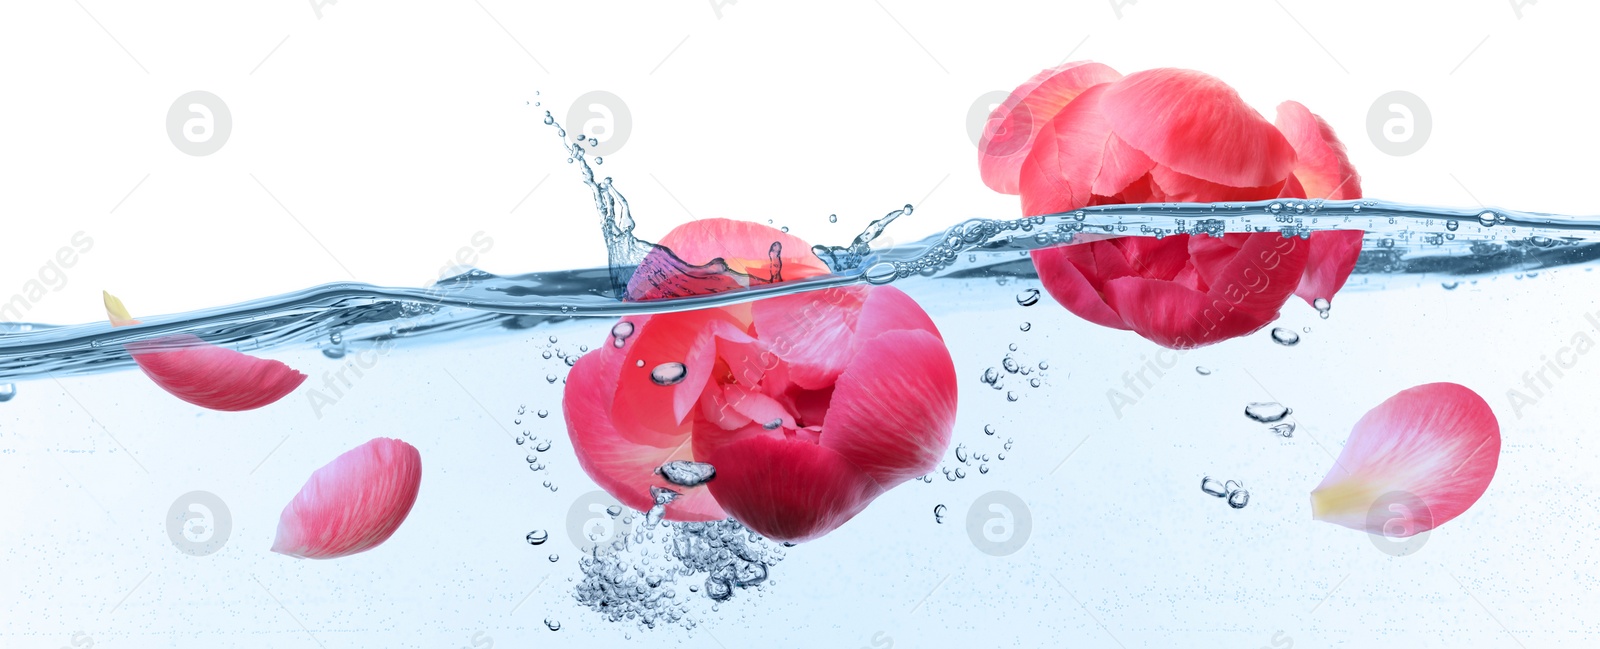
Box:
979, 63, 1365, 348
563, 219, 958, 542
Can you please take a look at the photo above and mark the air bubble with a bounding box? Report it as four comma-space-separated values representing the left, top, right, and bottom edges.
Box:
1270, 327, 1300, 346
526, 530, 549, 545
650, 362, 688, 386
1245, 402, 1292, 423
1016, 289, 1040, 306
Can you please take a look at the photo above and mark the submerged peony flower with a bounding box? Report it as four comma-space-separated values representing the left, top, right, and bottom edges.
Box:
1311, 383, 1499, 537
103, 291, 306, 410
272, 437, 423, 559
564, 219, 958, 542
979, 63, 1365, 348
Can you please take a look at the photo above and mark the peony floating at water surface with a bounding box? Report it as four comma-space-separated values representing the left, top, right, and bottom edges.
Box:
979, 62, 1365, 349
563, 219, 959, 542
1311, 383, 1499, 537
272, 437, 424, 559
102, 291, 307, 411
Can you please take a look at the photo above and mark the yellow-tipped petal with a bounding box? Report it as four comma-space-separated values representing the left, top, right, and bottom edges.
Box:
102, 290, 138, 327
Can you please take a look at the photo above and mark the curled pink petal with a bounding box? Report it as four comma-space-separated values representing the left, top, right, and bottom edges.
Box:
272, 438, 423, 559
104, 292, 306, 411
1311, 383, 1500, 536
1275, 101, 1362, 200
821, 329, 957, 487
695, 422, 883, 543
1296, 230, 1365, 306
980, 61, 1122, 194
1100, 68, 1296, 188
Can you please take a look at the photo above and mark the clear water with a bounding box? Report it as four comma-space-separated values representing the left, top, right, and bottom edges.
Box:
5, 128, 1600, 647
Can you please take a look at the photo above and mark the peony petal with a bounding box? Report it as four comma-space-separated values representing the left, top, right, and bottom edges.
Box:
1311, 383, 1499, 536
1029, 244, 1130, 331
271, 438, 423, 559
564, 336, 727, 522
980, 61, 1122, 194
1101, 69, 1296, 188
695, 423, 882, 543
1148, 165, 1291, 204
1296, 230, 1364, 306
749, 287, 867, 390
1275, 101, 1363, 200
1018, 84, 1153, 217
611, 310, 747, 448
853, 285, 943, 341
821, 329, 957, 488
1102, 232, 1309, 348
104, 292, 306, 411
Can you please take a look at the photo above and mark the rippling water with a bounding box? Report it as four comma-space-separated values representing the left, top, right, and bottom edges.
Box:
6, 127, 1600, 647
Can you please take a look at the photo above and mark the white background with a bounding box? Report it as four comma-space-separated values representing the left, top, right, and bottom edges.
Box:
0, 0, 1589, 325
3, 2, 1598, 649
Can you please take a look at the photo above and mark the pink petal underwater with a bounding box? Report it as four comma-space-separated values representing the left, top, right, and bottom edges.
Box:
820, 329, 957, 487
272, 438, 423, 559
979, 61, 1123, 195
1311, 383, 1500, 536
695, 422, 883, 543
1100, 68, 1296, 188
1296, 230, 1364, 306
104, 292, 306, 411
564, 319, 727, 522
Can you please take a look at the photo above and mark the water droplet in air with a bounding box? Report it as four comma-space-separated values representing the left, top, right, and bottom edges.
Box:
1227, 490, 1250, 509
1195, 366, 1212, 376
1270, 327, 1300, 346
1270, 422, 1296, 437
1201, 476, 1228, 498
656, 460, 717, 487
526, 530, 549, 545
1016, 289, 1040, 306
1245, 402, 1292, 423
933, 504, 947, 524
650, 362, 688, 386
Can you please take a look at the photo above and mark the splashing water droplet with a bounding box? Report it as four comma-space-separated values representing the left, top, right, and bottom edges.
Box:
1245, 402, 1292, 423
650, 362, 687, 386
1270, 327, 1300, 346
656, 460, 717, 487
526, 530, 549, 545
1016, 289, 1040, 307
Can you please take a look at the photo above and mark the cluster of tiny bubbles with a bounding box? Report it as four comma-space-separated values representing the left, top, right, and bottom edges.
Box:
513, 403, 559, 491
571, 500, 786, 631
979, 342, 1053, 400
1200, 476, 1250, 509
1244, 402, 1292, 424
1270, 327, 1301, 346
